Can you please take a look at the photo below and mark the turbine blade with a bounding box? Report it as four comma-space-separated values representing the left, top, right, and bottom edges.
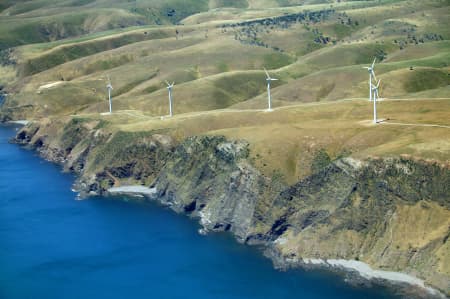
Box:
377, 79, 381, 88
270, 78, 278, 81
172, 82, 175, 86
371, 57, 376, 68
165, 80, 170, 86
371, 70, 377, 82
264, 68, 270, 78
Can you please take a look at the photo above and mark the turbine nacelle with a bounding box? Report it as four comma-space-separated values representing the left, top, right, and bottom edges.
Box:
371, 79, 381, 90
165, 80, 175, 89
371, 80, 381, 100
264, 68, 278, 82
363, 58, 377, 77
106, 75, 113, 90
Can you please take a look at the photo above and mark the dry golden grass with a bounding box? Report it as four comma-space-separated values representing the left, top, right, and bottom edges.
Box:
71, 98, 449, 184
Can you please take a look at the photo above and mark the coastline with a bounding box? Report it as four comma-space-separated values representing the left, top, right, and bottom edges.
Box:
302, 258, 442, 297
7, 120, 29, 126
8, 122, 450, 298
105, 185, 447, 299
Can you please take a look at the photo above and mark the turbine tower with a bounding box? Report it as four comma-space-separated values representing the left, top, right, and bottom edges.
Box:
165, 81, 175, 117
106, 76, 113, 114
363, 58, 376, 102
372, 79, 381, 124
264, 68, 278, 111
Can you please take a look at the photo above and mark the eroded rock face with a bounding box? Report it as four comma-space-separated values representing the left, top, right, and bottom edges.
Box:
13, 119, 176, 196
151, 136, 264, 241
257, 157, 450, 295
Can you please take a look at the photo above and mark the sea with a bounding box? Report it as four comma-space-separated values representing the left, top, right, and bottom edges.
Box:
0, 124, 401, 299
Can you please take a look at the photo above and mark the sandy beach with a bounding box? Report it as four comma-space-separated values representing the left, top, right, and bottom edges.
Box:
108, 185, 157, 196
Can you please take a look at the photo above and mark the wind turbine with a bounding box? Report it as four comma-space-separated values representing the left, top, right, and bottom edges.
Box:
106, 75, 113, 114
372, 79, 381, 124
264, 68, 278, 111
165, 81, 174, 117
363, 58, 376, 102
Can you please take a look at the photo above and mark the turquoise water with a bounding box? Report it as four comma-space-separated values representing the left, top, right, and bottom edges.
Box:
0, 125, 400, 299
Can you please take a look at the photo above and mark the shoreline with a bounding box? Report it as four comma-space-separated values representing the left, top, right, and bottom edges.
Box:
302, 258, 443, 297
108, 185, 157, 197
7, 120, 29, 126
105, 185, 446, 299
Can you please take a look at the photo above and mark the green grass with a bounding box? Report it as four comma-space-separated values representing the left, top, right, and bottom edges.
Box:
83, 54, 135, 75
263, 53, 295, 69
403, 68, 449, 93
19, 29, 171, 76
211, 0, 249, 8
114, 72, 159, 96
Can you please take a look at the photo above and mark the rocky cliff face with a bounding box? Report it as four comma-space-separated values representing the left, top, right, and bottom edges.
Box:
150, 135, 264, 241
13, 119, 450, 297
254, 157, 450, 295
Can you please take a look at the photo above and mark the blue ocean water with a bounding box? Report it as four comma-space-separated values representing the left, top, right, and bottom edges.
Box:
0, 124, 400, 299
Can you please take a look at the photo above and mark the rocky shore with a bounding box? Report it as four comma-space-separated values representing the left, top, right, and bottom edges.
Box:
12, 119, 450, 298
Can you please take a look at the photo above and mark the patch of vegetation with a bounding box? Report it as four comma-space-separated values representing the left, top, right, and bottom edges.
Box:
143, 84, 164, 94
262, 53, 295, 69
20, 30, 169, 76
403, 69, 449, 93
217, 62, 230, 73
160, 0, 209, 23
316, 83, 335, 101
213, 72, 278, 106
311, 149, 332, 174
0, 10, 147, 50
114, 72, 158, 96
83, 55, 134, 75
61, 118, 89, 152
90, 129, 170, 175
213, 0, 248, 8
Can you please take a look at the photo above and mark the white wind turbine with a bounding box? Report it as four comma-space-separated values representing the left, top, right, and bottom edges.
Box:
363, 58, 376, 102
165, 81, 174, 117
372, 79, 381, 124
264, 68, 278, 111
106, 75, 113, 114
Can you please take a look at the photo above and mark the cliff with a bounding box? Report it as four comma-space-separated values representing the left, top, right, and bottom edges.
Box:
13, 118, 450, 297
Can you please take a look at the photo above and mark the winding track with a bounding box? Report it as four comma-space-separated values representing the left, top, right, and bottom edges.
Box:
109, 97, 450, 129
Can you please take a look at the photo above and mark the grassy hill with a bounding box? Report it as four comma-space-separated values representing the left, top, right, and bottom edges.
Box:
0, 0, 449, 178
0, 0, 448, 119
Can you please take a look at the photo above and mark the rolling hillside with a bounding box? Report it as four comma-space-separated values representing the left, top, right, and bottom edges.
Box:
0, 0, 448, 121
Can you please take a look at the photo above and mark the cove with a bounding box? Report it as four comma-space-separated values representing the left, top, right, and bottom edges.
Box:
0, 124, 400, 299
